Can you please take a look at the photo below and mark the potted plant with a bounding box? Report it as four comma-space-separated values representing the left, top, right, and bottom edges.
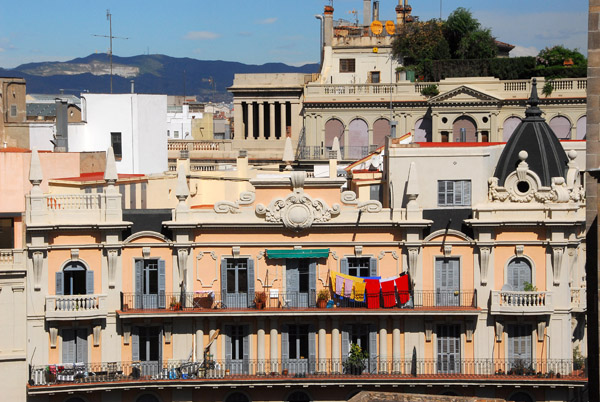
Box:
573, 346, 586, 375
317, 289, 329, 308
523, 282, 538, 292
343, 343, 368, 375
170, 297, 181, 311
254, 292, 267, 309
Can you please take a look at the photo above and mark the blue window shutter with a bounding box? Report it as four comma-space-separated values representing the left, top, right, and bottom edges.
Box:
132, 327, 139, 361
77, 329, 88, 364
308, 324, 316, 373
369, 257, 378, 277
247, 258, 255, 308
281, 324, 289, 367
134, 260, 143, 308
454, 180, 463, 205
341, 325, 350, 358
435, 259, 442, 290
159, 328, 163, 366
55, 271, 64, 295
221, 259, 228, 297
224, 325, 232, 362
243, 325, 250, 373
62, 329, 75, 363
340, 258, 349, 275
309, 261, 317, 307
158, 259, 166, 309
369, 324, 377, 372
86, 270, 94, 295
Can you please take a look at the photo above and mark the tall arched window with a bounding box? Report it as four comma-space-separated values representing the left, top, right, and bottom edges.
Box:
414, 118, 432, 142
507, 258, 532, 291
348, 118, 369, 159
453, 116, 477, 142
372, 118, 390, 148
56, 261, 93, 295
576, 116, 587, 140
324, 118, 344, 151
549, 116, 572, 139
503, 117, 522, 142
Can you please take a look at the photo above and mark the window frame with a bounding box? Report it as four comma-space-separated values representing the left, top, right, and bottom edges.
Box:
339, 58, 356, 73
437, 180, 471, 207
111, 132, 123, 160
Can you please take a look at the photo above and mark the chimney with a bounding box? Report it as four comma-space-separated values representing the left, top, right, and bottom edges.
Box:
363, 0, 371, 25
54, 99, 68, 152
130, 80, 135, 94
323, 4, 334, 46
373, 1, 380, 22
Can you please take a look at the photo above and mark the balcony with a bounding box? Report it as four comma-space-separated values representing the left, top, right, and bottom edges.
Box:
571, 288, 587, 312
45, 294, 108, 321
28, 358, 586, 391
297, 145, 380, 161
490, 290, 554, 315
0, 249, 25, 270
119, 290, 477, 316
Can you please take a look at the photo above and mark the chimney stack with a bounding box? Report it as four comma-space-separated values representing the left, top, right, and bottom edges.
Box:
373, 1, 380, 22
363, 0, 371, 25
130, 80, 135, 94
54, 99, 68, 152
323, 4, 334, 46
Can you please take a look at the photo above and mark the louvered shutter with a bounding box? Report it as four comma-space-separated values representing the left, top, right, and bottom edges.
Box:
340, 258, 349, 275
132, 327, 140, 361
281, 324, 289, 369
134, 260, 143, 308
224, 325, 232, 368
158, 259, 166, 309
76, 329, 88, 364
369, 257, 377, 277
308, 324, 316, 373
221, 259, 228, 298
454, 180, 463, 205
341, 324, 350, 359
55, 271, 64, 295
463, 181, 471, 206
62, 329, 75, 363
368, 324, 377, 373
438, 181, 446, 206
243, 325, 250, 374
159, 328, 163, 368
247, 258, 255, 308
86, 270, 94, 295
309, 261, 317, 307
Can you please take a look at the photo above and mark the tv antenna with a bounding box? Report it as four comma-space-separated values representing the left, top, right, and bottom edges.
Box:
93, 10, 129, 93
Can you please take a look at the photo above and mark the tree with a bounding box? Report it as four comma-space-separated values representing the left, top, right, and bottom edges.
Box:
537, 45, 586, 67
392, 19, 450, 66
444, 7, 481, 58
457, 29, 498, 59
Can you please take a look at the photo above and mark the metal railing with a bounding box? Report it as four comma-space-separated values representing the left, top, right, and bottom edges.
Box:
120, 290, 477, 312
29, 358, 586, 387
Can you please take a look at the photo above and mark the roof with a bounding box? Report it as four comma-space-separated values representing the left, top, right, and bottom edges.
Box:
493, 78, 568, 186
495, 39, 516, 51
0, 147, 31, 153
54, 172, 146, 182
27, 94, 81, 105
27, 103, 57, 117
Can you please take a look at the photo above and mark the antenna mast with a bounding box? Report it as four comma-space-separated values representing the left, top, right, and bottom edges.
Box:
93, 10, 129, 93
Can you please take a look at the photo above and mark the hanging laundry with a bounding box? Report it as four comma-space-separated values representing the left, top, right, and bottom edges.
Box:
343, 278, 353, 298
381, 279, 396, 308
396, 274, 411, 305
353, 279, 366, 302
334, 273, 344, 296
364, 279, 380, 309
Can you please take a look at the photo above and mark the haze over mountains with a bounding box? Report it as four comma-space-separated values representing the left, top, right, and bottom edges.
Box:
0, 53, 320, 101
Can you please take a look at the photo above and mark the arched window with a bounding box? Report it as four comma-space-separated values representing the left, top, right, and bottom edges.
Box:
503, 116, 522, 142
348, 118, 369, 159
287, 391, 311, 402
324, 118, 344, 151
225, 392, 250, 402
576, 116, 587, 140
56, 261, 93, 295
414, 118, 432, 142
372, 118, 390, 148
549, 116, 572, 139
136, 394, 160, 402
507, 258, 532, 291
453, 116, 477, 142
508, 391, 534, 402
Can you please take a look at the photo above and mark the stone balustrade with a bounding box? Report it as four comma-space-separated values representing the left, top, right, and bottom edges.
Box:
26, 192, 123, 226
490, 290, 554, 315
45, 294, 108, 321
570, 288, 587, 312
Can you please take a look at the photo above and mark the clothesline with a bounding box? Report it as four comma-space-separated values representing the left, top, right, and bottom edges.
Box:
329, 271, 411, 308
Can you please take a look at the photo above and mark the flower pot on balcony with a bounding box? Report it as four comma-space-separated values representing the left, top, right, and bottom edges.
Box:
282, 369, 289, 376
317, 299, 327, 309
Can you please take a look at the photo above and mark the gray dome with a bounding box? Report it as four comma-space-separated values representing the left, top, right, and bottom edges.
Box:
493, 79, 568, 187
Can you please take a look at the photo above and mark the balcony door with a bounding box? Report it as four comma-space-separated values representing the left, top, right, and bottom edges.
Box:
437, 324, 461, 374
435, 258, 460, 306
135, 259, 166, 309
282, 324, 315, 374
56, 262, 94, 295
62, 328, 88, 364
508, 258, 532, 291
508, 324, 532, 369
224, 324, 249, 374
286, 259, 316, 308
221, 258, 255, 308
342, 323, 377, 373
133, 326, 162, 377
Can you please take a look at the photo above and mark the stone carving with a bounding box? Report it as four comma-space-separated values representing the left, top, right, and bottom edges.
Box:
107, 249, 118, 289
552, 246, 564, 286
407, 247, 419, 282
488, 151, 585, 204
214, 191, 256, 214
340, 190, 382, 212
177, 248, 189, 285
32, 251, 44, 291
256, 172, 340, 230
479, 246, 491, 286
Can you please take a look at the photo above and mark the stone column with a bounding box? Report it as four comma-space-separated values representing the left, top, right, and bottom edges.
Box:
281, 102, 287, 138
257, 319, 266, 373
258, 102, 265, 139
195, 319, 205, 361
247, 102, 254, 139
392, 318, 401, 373
318, 318, 327, 373
209, 318, 217, 359
331, 318, 340, 373
379, 317, 388, 373
269, 102, 276, 140
234, 100, 243, 141
290, 102, 301, 140
270, 317, 278, 373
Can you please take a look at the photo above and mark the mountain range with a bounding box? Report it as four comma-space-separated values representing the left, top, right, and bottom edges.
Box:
0, 53, 320, 102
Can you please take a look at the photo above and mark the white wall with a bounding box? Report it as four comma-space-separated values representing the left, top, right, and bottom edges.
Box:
167, 105, 203, 139
136, 94, 168, 174
29, 123, 54, 151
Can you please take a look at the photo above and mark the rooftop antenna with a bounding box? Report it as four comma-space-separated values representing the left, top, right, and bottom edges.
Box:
348, 9, 359, 25
93, 10, 129, 94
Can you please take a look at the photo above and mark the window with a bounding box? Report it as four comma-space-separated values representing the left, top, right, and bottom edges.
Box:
132, 327, 162, 377
508, 324, 532, 367
438, 180, 471, 207
62, 328, 87, 364
507, 258, 532, 291
10, 104, 17, 117
167, 130, 170, 137
226, 258, 248, 293
111, 132, 122, 159
225, 325, 249, 374
370, 71, 380, 83
370, 184, 383, 202
288, 324, 309, 360
348, 257, 370, 277
436, 324, 460, 374
222, 258, 255, 308
435, 258, 460, 306
339, 58, 356, 73
56, 262, 93, 295
134, 259, 166, 309
0, 218, 14, 248
174, 130, 179, 138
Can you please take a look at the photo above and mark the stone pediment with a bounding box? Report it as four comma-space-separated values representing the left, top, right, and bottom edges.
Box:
428, 86, 500, 105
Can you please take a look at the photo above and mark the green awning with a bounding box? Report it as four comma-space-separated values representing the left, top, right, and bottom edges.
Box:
265, 249, 330, 259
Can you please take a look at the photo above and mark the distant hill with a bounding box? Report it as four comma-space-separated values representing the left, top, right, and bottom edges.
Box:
0, 54, 320, 102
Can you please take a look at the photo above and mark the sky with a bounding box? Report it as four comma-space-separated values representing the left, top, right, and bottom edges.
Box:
0, 0, 588, 69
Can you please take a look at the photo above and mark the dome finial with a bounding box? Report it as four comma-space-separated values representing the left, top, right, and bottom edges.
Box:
525, 78, 543, 118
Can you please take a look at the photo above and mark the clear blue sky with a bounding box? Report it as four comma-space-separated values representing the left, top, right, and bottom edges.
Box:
0, 0, 587, 68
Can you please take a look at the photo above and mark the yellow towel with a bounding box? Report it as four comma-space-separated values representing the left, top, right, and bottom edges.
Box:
353, 279, 366, 301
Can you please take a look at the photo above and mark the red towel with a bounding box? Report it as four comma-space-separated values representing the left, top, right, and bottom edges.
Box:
364, 279, 380, 309
395, 275, 410, 304
381, 280, 396, 308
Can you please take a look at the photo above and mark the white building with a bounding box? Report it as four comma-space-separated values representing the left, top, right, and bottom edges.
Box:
166, 104, 203, 139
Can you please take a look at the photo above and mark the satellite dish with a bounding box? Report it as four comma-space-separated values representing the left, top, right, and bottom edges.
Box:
370, 20, 383, 35
385, 21, 396, 35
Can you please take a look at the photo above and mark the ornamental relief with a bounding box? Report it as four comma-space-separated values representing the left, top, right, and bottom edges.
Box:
256, 193, 340, 230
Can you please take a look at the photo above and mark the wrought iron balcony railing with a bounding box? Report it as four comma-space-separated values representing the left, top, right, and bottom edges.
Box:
120, 290, 477, 312
29, 358, 586, 387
